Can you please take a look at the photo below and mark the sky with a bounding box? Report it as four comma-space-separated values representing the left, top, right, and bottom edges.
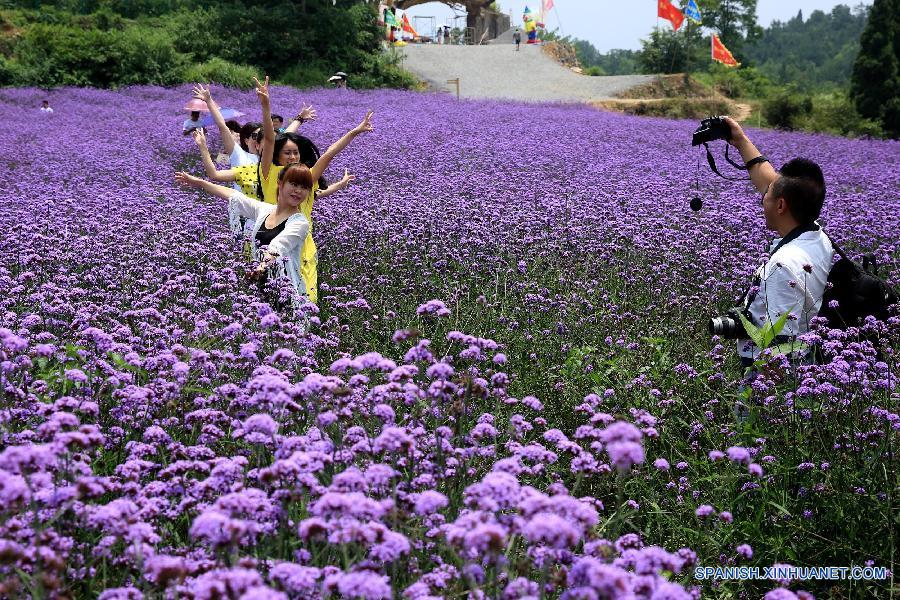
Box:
402, 1, 872, 52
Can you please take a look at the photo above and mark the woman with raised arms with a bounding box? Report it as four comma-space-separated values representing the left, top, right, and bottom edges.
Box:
175, 163, 315, 311
189, 83, 317, 201
181, 77, 372, 305
252, 75, 374, 304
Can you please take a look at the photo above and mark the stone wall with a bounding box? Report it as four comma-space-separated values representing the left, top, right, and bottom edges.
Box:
472, 11, 510, 44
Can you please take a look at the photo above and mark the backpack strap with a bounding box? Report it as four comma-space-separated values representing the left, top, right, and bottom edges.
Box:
256, 162, 264, 203
819, 231, 863, 272
828, 238, 850, 262
739, 222, 821, 308
862, 254, 878, 275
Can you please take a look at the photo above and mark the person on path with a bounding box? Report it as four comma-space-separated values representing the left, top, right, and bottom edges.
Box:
513, 28, 522, 51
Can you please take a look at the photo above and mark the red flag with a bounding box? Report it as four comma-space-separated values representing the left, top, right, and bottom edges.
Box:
658, 0, 684, 31
711, 33, 740, 67
402, 13, 418, 36
543, 0, 554, 11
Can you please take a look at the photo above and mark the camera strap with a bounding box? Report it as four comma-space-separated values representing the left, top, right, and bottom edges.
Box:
703, 142, 750, 181
739, 221, 821, 308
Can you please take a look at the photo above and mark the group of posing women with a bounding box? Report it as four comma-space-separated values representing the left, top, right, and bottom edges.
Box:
175, 76, 373, 312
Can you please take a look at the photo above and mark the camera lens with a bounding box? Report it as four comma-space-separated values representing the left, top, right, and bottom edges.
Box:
709, 316, 739, 338
690, 197, 703, 211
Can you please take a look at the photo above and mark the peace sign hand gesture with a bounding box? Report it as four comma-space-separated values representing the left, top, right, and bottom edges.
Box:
191, 128, 208, 148
253, 76, 270, 107
352, 110, 375, 135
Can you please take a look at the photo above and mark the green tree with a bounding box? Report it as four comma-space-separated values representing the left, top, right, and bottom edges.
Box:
697, 0, 762, 57
762, 87, 812, 129
638, 26, 704, 74
538, 31, 640, 75
851, 0, 900, 137
2, 1, 417, 89
593, 48, 640, 75
746, 5, 869, 90
570, 40, 639, 75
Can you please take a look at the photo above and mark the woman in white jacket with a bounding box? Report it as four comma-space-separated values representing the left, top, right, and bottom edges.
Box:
175, 164, 315, 311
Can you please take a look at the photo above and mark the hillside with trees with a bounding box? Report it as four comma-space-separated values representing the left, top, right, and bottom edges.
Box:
568, 3, 868, 89
0, 0, 417, 89
850, 0, 899, 137
547, 1, 893, 137
746, 4, 869, 90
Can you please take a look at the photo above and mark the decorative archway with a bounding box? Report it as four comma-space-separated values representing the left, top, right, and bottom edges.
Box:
391, 0, 494, 32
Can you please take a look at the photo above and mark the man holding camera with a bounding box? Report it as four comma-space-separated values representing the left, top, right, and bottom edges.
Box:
720, 117, 834, 366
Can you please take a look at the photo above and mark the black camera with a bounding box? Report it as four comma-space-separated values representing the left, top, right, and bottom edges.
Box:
708, 308, 751, 339
692, 116, 732, 147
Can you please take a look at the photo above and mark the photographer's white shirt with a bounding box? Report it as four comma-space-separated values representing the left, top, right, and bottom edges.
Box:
738, 230, 834, 359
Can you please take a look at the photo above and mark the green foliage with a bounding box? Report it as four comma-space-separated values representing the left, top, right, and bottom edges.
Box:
569, 37, 601, 65
635, 2, 867, 91
762, 88, 812, 130
616, 97, 733, 120
539, 30, 639, 75
278, 63, 332, 90
638, 27, 705, 75
12, 21, 184, 86
636, 13, 782, 77
736, 309, 795, 357
747, 5, 870, 91
573, 40, 639, 75
696, 0, 762, 57
0, 55, 26, 86
182, 58, 257, 90
800, 90, 884, 138
349, 46, 421, 90
600, 48, 639, 75
167, 2, 391, 87
694, 64, 774, 98
1, 2, 417, 90
116, 27, 187, 85
851, 0, 900, 138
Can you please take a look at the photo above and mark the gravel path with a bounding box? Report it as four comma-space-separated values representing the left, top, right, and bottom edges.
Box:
400, 44, 654, 103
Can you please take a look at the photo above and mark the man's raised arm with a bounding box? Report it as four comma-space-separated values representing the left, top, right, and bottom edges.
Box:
723, 116, 779, 194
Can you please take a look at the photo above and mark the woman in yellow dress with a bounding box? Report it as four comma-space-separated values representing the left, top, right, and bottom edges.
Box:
254, 75, 374, 304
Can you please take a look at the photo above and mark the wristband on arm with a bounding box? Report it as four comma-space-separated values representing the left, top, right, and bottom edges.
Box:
745, 155, 769, 169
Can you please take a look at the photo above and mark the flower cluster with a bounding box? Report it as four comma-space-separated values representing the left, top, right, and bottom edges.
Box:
0, 84, 895, 598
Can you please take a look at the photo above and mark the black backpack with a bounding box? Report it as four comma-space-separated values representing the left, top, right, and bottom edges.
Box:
818, 239, 898, 329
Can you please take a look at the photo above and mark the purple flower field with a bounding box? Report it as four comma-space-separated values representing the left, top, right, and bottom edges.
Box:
0, 84, 898, 599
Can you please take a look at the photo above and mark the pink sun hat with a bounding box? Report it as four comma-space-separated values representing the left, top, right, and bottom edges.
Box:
183, 98, 210, 112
